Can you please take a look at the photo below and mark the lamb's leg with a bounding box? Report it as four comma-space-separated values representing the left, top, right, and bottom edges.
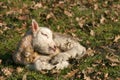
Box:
27, 59, 55, 71
51, 33, 86, 64
27, 56, 55, 71
51, 45, 86, 64
55, 61, 69, 70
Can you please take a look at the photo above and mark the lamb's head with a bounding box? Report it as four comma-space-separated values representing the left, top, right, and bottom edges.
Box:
31, 19, 57, 55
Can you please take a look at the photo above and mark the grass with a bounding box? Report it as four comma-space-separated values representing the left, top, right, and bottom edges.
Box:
0, 0, 120, 80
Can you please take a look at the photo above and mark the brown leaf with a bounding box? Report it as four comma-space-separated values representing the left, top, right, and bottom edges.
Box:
71, 33, 76, 37
106, 55, 120, 63
111, 63, 118, 67
116, 78, 120, 80
46, 12, 54, 20
50, 69, 60, 74
94, 59, 102, 64
82, 70, 91, 80
22, 72, 28, 80
0, 22, 7, 27
64, 69, 79, 79
114, 35, 120, 42
0, 76, 6, 80
57, 25, 60, 30
75, 17, 79, 22
1, 67, 14, 76
100, 46, 116, 53
34, 2, 43, 9
0, 2, 3, 6
86, 67, 94, 74
18, 15, 28, 21
0, 30, 3, 34
64, 10, 72, 17
84, 75, 91, 80
16, 67, 23, 73
90, 30, 95, 36
58, 1, 64, 7
6, 10, 15, 15
86, 48, 95, 56
76, 17, 86, 28
78, 22, 84, 28
94, 4, 98, 10
2, 5, 7, 9
104, 73, 108, 79
0, 59, 2, 64
100, 15, 106, 24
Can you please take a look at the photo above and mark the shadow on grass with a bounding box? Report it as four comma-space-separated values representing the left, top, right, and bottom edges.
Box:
0, 51, 24, 68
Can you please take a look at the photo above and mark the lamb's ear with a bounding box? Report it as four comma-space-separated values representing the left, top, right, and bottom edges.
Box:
31, 19, 39, 34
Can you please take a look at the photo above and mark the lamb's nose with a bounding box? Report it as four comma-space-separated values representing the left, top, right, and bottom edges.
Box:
49, 45, 57, 52
54, 45, 57, 49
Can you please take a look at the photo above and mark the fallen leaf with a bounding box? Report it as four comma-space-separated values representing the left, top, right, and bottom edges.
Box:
104, 73, 108, 78
86, 40, 91, 45
86, 67, 94, 74
100, 46, 116, 53
0, 30, 3, 34
0, 22, 7, 27
57, 25, 60, 30
82, 70, 91, 80
90, 30, 95, 36
110, 16, 119, 22
2, 5, 7, 9
55, 1, 64, 8
64, 69, 79, 79
111, 63, 118, 66
18, 15, 28, 21
0, 76, 6, 80
106, 55, 120, 63
1, 67, 14, 76
34, 2, 43, 9
114, 35, 120, 42
94, 71, 102, 80
6, 10, 16, 15
80, 23, 85, 29
71, 33, 76, 37
46, 12, 54, 20
58, 1, 64, 7
64, 10, 72, 17
59, 1, 64, 4
50, 69, 60, 74
16, 67, 23, 73
0, 2, 3, 6
22, 72, 28, 80
104, 10, 110, 15
94, 4, 98, 10
100, 15, 106, 24
0, 59, 2, 64
75, 17, 79, 22
116, 78, 120, 80
92, 63, 98, 67
3, 26, 10, 31
77, 17, 86, 28
86, 48, 95, 56
84, 75, 91, 80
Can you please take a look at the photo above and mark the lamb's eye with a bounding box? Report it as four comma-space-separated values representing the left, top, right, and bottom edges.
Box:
41, 32, 48, 38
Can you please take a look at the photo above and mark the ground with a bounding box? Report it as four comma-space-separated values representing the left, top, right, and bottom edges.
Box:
0, 0, 120, 80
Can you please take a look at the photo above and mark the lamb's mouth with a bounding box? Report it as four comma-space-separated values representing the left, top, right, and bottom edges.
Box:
49, 46, 57, 52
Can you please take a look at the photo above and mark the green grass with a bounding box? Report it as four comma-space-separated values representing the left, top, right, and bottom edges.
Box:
0, 0, 120, 80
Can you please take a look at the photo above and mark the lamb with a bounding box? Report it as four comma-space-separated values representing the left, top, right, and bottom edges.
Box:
13, 19, 86, 71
